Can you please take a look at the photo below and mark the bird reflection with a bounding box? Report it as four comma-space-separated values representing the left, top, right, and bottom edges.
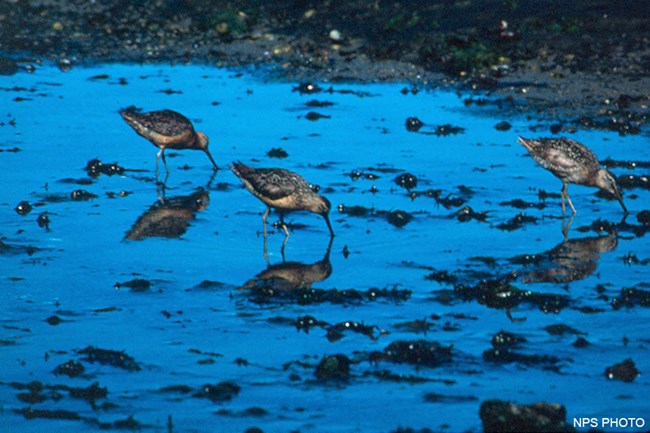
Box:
238, 238, 333, 291
512, 232, 618, 284
125, 188, 209, 240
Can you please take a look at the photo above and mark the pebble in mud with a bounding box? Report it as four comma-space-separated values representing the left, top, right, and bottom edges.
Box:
314, 354, 352, 381
405, 116, 424, 132
394, 173, 418, 190
605, 358, 640, 382
15, 200, 32, 215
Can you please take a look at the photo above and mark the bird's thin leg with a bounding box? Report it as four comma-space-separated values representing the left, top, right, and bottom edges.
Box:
262, 207, 270, 237
562, 213, 575, 240
560, 183, 567, 214
161, 149, 170, 175
263, 233, 270, 265
280, 214, 290, 238
563, 183, 577, 215
281, 237, 287, 262
155, 148, 163, 178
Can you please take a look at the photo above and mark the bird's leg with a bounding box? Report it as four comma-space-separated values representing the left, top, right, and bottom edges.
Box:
561, 213, 575, 240
280, 214, 290, 238
262, 207, 270, 237
560, 183, 567, 214
155, 148, 163, 178
161, 149, 170, 175
263, 233, 270, 265
281, 237, 288, 262
563, 183, 577, 215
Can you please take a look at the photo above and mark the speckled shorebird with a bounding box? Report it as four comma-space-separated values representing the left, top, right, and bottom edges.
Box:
230, 161, 334, 237
119, 108, 217, 176
518, 136, 627, 214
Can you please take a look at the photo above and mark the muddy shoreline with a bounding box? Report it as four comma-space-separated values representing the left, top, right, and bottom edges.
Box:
1, 0, 649, 132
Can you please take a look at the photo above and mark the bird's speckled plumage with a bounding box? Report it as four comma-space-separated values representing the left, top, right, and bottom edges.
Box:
120, 108, 217, 175
518, 136, 627, 214
230, 161, 334, 236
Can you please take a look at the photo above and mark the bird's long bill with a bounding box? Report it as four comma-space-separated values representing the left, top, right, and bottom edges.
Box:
615, 189, 628, 214
204, 149, 219, 170
323, 213, 335, 237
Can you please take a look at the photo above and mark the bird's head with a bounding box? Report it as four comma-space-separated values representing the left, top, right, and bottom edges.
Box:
196, 132, 209, 150
309, 195, 335, 237
596, 169, 627, 213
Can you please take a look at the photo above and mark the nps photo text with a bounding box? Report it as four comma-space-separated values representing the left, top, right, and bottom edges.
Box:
574, 417, 646, 429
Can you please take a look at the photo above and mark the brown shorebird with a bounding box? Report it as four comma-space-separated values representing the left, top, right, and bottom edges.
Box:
518, 136, 627, 214
230, 161, 334, 237
120, 108, 217, 176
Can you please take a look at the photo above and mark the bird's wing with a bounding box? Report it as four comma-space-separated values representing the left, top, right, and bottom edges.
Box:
245, 168, 298, 200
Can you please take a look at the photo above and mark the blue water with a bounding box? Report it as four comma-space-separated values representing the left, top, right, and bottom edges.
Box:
1, 64, 649, 432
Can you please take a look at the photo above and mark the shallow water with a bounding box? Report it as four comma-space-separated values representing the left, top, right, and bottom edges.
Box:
1, 64, 649, 433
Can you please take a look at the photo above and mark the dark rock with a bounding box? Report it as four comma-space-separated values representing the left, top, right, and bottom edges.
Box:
381, 340, 452, 367
455, 206, 487, 222
45, 315, 62, 326
20, 408, 81, 420
495, 121, 511, 131
69, 382, 107, 406
15, 200, 32, 215
611, 287, 650, 309
637, 210, 650, 225
115, 278, 151, 292
480, 400, 576, 433
544, 324, 584, 336
405, 117, 424, 132
605, 358, 640, 382
305, 111, 331, 121
78, 346, 141, 371
434, 124, 465, 136
394, 173, 418, 190
53, 360, 85, 377
267, 147, 288, 158
293, 82, 322, 94
483, 348, 560, 367
314, 354, 352, 381
36, 212, 50, 229
195, 381, 241, 402
572, 337, 590, 348
386, 210, 413, 228
70, 189, 98, 201
491, 330, 526, 348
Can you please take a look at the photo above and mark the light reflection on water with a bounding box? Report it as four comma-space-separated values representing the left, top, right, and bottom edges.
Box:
1, 64, 649, 432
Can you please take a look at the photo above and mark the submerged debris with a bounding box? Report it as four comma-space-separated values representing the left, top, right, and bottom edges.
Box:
491, 330, 526, 348
455, 206, 487, 222
267, 147, 288, 158
386, 210, 413, 228
434, 124, 465, 136
246, 285, 411, 305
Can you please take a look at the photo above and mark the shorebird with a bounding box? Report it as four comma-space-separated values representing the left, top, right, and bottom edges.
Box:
230, 161, 334, 237
119, 108, 218, 176
518, 136, 627, 214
